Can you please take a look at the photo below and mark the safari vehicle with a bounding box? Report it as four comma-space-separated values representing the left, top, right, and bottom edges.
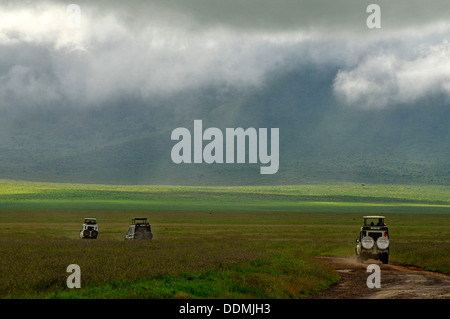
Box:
80, 218, 98, 239
125, 218, 153, 240
355, 216, 389, 264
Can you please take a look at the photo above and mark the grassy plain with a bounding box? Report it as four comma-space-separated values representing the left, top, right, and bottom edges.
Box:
0, 180, 448, 298
0, 180, 448, 212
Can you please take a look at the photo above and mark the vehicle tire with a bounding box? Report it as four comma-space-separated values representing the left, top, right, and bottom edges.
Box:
91, 230, 98, 238
83, 229, 90, 237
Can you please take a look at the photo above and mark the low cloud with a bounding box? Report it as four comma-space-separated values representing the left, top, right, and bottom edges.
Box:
0, 2, 301, 109
333, 39, 450, 109
1, 1, 449, 111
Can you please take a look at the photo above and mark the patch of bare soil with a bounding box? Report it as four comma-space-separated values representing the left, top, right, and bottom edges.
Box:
309, 256, 450, 299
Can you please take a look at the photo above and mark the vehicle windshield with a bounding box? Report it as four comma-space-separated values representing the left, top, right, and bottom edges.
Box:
84, 219, 97, 224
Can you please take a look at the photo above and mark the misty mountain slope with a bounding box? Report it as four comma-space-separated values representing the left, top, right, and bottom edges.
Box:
0, 66, 448, 185
1, 1, 450, 186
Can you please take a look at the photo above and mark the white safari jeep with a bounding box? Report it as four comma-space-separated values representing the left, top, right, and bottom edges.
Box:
355, 216, 389, 264
80, 218, 98, 239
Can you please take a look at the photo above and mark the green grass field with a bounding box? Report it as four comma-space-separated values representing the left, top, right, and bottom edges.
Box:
0, 180, 448, 212
0, 180, 448, 298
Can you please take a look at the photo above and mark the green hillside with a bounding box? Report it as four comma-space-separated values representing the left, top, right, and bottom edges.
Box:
0, 68, 448, 185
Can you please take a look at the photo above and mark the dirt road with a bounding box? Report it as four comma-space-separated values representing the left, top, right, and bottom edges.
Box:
310, 257, 450, 299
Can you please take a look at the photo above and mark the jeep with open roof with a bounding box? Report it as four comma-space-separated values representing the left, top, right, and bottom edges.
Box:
355, 216, 389, 264
80, 218, 98, 239
125, 218, 153, 240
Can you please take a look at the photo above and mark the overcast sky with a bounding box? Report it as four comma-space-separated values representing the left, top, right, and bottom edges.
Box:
0, 0, 449, 110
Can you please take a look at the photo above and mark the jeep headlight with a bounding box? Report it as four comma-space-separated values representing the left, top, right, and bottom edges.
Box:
361, 236, 374, 249
376, 237, 389, 250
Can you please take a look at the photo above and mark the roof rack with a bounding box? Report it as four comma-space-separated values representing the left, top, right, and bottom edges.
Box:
132, 218, 148, 224
84, 218, 97, 224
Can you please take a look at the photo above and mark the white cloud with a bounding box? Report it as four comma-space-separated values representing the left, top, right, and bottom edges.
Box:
0, 2, 309, 108
333, 39, 450, 109
1, 1, 450, 110
0, 3, 89, 51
